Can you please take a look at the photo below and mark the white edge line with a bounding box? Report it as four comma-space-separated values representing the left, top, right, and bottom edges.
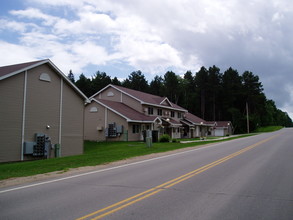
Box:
0, 141, 231, 194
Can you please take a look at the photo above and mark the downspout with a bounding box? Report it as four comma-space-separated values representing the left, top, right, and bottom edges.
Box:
59, 77, 63, 156
105, 107, 108, 128
21, 70, 28, 161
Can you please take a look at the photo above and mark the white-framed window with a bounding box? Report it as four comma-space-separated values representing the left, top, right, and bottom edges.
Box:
178, 112, 182, 118
89, 107, 98, 113
148, 107, 154, 115
157, 109, 162, 116
171, 111, 175, 117
39, 73, 51, 82
107, 91, 114, 97
132, 124, 140, 133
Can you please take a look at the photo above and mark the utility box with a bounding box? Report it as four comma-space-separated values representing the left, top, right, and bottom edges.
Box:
34, 133, 46, 156
24, 142, 35, 154
55, 144, 61, 158
116, 125, 123, 134
145, 130, 152, 147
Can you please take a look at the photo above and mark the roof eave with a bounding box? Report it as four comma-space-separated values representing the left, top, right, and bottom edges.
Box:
0, 59, 49, 81
92, 98, 131, 121
141, 101, 187, 112
0, 59, 89, 102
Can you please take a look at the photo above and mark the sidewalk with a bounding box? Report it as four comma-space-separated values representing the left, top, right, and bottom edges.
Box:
180, 135, 239, 144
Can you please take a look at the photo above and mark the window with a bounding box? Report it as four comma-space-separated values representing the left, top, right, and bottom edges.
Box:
39, 73, 51, 82
171, 111, 175, 117
157, 109, 162, 116
89, 107, 98, 113
148, 107, 154, 115
132, 124, 140, 133
107, 91, 114, 97
178, 112, 182, 118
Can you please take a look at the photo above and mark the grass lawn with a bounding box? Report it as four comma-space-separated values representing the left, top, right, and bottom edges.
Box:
0, 134, 253, 181
254, 126, 283, 133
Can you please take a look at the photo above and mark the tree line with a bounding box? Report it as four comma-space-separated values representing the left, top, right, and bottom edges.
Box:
68, 66, 293, 133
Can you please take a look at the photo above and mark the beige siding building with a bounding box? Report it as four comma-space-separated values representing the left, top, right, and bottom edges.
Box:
84, 84, 214, 142
0, 60, 89, 163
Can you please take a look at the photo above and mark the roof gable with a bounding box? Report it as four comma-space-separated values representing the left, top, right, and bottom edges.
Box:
0, 60, 47, 80
214, 121, 232, 128
160, 97, 173, 107
91, 84, 187, 111
0, 59, 89, 102
92, 98, 157, 122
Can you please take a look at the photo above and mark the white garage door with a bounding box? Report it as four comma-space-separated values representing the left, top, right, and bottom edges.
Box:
215, 129, 224, 136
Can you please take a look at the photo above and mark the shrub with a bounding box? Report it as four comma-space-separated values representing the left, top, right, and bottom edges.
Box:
159, 134, 171, 142
172, 138, 178, 143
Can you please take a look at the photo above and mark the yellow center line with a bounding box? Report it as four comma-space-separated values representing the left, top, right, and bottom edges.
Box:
77, 134, 279, 220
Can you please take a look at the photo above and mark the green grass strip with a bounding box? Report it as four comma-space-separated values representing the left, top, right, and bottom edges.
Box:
0, 134, 253, 180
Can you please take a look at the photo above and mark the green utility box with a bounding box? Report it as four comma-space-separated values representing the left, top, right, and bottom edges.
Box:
54, 144, 61, 158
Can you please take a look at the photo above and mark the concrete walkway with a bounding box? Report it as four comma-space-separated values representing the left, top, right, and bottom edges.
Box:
180, 135, 239, 143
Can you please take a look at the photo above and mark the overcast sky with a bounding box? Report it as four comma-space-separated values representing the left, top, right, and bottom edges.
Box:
1, 0, 292, 118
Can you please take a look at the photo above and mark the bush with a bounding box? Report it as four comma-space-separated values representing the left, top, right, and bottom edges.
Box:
159, 134, 171, 142
172, 138, 178, 143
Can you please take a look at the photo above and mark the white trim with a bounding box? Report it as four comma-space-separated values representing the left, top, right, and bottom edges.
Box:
127, 120, 156, 123
105, 108, 108, 128
0, 141, 229, 194
0, 59, 89, 102
89, 84, 112, 99
160, 97, 173, 107
0, 60, 49, 81
21, 70, 28, 161
111, 85, 143, 104
141, 102, 187, 112
92, 98, 132, 122
92, 98, 159, 124
89, 84, 186, 112
59, 77, 63, 157
47, 60, 89, 102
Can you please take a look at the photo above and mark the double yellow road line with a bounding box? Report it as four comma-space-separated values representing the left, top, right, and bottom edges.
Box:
77, 134, 279, 220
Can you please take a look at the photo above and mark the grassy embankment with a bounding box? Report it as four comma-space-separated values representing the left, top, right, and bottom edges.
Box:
254, 126, 283, 133
0, 134, 255, 181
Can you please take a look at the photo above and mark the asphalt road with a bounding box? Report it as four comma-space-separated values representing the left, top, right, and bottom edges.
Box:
1, 129, 293, 220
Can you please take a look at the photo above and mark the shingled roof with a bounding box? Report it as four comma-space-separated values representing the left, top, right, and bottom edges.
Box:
184, 112, 206, 124
93, 98, 159, 122
0, 60, 47, 79
92, 84, 187, 111
0, 59, 89, 101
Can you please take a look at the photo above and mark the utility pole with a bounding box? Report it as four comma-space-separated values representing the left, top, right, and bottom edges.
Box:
246, 102, 250, 133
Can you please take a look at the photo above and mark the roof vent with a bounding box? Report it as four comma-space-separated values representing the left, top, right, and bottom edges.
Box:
39, 73, 51, 82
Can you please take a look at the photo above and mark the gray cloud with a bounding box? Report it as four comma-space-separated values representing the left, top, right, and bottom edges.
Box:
0, 0, 292, 117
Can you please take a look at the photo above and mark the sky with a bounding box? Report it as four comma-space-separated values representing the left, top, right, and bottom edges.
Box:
0, 0, 293, 118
